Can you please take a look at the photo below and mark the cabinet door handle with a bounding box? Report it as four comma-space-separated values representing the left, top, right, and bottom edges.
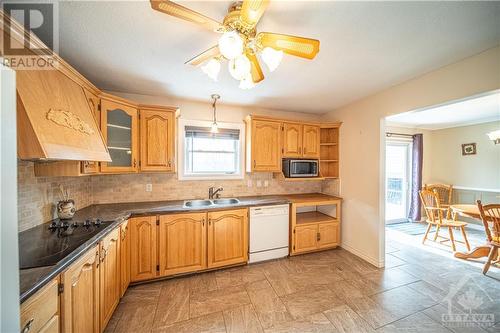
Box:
317, 232, 321, 241
304, 147, 307, 154
133, 159, 137, 168
253, 160, 256, 168
208, 218, 212, 226
167, 160, 171, 167
101, 247, 107, 262
21, 318, 34, 333
201, 218, 205, 226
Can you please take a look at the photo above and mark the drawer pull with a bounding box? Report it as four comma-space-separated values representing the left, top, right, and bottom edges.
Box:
21, 318, 34, 333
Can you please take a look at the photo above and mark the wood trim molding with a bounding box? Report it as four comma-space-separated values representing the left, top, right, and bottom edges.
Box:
0, 10, 101, 95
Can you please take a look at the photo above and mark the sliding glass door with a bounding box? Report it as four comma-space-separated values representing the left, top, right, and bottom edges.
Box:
385, 141, 413, 224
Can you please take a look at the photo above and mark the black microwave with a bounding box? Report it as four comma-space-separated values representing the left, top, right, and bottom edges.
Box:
282, 159, 319, 178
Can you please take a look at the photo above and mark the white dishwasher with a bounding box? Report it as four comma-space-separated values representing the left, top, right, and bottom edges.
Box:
249, 204, 290, 263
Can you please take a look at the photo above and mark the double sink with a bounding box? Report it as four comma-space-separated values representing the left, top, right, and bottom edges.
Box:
183, 198, 240, 208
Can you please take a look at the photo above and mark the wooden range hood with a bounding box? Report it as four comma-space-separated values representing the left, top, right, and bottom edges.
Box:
16, 70, 111, 162
0, 10, 111, 162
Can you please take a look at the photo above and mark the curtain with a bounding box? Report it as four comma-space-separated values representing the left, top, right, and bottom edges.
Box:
408, 134, 423, 221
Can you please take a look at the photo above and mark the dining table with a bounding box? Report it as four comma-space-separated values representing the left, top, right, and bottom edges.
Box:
450, 204, 494, 260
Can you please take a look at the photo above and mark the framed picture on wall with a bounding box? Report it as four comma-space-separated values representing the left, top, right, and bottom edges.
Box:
461, 143, 476, 156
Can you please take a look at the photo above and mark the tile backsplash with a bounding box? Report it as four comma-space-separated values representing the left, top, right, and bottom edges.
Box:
18, 161, 92, 231
18, 161, 339, 231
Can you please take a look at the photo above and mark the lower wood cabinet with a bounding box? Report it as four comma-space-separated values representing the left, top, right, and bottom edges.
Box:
61, 245, 100, 333
158, 212, 207, 276
21, 278, 59, 333
99, 227, 121, 330
293, 222, 339, 254
130, 216, 158, 282
119, 220, 131, 297
207, 209, 248, 269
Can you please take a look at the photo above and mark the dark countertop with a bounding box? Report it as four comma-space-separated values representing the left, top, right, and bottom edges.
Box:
19, 194, 294, 303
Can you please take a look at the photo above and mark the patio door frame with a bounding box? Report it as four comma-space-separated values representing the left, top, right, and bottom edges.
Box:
385, 138, 413, 224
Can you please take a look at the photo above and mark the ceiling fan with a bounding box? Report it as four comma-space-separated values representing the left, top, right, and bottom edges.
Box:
150, 0, 320, 89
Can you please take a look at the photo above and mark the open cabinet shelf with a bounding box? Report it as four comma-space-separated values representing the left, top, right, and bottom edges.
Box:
319, 124, 341, 178
296, 211, 338, 225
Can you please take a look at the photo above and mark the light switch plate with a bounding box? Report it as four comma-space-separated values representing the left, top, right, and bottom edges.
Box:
146, 184, 153, 192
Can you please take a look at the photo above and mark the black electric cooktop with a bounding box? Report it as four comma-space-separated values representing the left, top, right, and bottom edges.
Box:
19, 218, 114, 269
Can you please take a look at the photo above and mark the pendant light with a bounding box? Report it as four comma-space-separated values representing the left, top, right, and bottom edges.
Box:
211, 94, 220, 133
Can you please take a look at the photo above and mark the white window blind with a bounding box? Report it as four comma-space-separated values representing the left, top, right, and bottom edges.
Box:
184, 126, 241, 175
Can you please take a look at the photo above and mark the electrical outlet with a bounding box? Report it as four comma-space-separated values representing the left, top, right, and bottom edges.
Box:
146, 184, 153, 192
256, 180, 262, 187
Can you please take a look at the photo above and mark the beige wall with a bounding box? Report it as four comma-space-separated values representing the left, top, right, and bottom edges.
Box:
425, 121, 500, 190
321, 46, 500, 267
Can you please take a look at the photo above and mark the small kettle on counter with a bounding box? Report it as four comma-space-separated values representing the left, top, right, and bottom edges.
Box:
57, 185, 76, 220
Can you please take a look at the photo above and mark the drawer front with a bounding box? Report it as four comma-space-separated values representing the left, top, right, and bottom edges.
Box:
21, 279, 58, 333
39, 315, 59, 333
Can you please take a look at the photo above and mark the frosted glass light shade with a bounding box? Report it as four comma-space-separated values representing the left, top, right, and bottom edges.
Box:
218, 31, 244, 60
210, 122, 219, 133
228, 55, 251, 81
239, 74, 255, 90
261, 47, 283, 72
201, 59, 221, 81
487, 130, 500, 144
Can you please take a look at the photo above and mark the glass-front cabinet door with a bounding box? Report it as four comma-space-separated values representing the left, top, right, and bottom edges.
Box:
100, 98, 138, 173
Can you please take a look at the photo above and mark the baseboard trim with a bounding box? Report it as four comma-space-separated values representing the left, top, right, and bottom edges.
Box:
340, 243, 384, 268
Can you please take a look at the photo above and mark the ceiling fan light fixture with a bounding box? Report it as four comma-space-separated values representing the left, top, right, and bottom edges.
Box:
218, 31, 244, 60
201, 58, 221, 81
261, 47, 283, 72
239, 74, 255, 90
228, 54, 251, 80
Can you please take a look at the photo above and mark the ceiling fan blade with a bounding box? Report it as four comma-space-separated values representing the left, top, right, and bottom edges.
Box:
240, 0, 270, 29
258, 32, 320, 59
246, 51, 264, 83
185, 45, 220, 66
150, 0, 224, 33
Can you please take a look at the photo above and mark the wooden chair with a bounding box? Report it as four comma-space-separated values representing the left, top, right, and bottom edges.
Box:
419, 189, 470, 252
424, 184, 453, 218
477, 200, 500, 274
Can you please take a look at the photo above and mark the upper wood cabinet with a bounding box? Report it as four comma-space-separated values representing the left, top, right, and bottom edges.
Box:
100, 96, 139, 173
139, 107, 176, 172
302, 125, 320, 158
158, 212, 206, 276
120, 220, 130, 297
61, 245, 100, 333
81, 88, 102, 174
99, 227, 120, 330
207, 209, 248, 268
246, 118, 282, 172
130, 216, 157, 282
283, 123, 302, 158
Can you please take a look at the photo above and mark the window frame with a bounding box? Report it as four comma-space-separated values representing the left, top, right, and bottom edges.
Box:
178, 118, 245, 180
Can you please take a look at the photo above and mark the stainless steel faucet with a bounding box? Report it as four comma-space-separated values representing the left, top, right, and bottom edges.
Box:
208, 187, 223, 199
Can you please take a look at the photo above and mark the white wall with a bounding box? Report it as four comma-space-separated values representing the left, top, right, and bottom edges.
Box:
321, 46, 500, 267
425, 121, 500, 190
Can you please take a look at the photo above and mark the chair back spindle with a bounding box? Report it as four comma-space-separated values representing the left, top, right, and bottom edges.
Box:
477, 200, 500, 244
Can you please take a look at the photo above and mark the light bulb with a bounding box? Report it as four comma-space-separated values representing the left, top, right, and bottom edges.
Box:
218, 31, 244, 60
239, 74, 255, 90
228, 55, 251, 81
261, 47, 283, 72
201, 58, 221, 81
210, 122, 218, 133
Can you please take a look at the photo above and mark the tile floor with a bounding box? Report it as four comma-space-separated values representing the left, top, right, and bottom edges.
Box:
106, 234, 500, 333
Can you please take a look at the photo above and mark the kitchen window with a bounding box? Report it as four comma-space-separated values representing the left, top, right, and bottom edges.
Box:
178, 119, 245, 180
